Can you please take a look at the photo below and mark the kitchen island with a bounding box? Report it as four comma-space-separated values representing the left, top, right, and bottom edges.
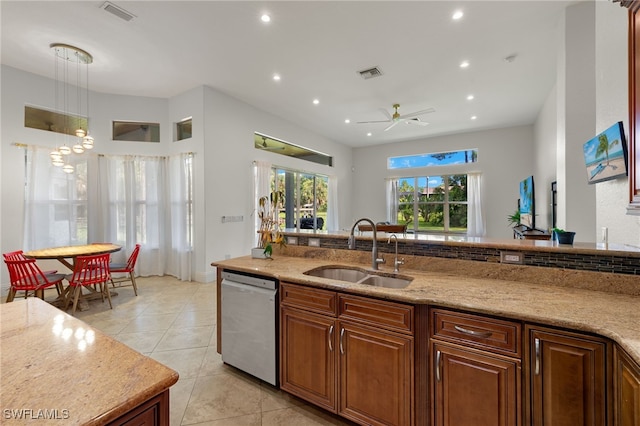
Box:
0, 298, 179, 425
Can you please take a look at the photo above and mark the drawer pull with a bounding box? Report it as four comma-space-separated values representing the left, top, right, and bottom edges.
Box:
435, 350, 442, 382
329, 325, 334, 352
454, 325, 493, 339
534, 337, 541, 375
340, 327, 345, 355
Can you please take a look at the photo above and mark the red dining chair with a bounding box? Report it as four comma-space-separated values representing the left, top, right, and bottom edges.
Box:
64, 253, 112, 314
3, 258, 66, 303
109, 244, 140, 296
3, 250, 60, 280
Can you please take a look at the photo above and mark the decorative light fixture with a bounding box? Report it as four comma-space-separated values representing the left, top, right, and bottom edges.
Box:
49, 43, 95, 171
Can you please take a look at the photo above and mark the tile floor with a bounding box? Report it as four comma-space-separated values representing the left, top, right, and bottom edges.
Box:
52, 276, 356, 426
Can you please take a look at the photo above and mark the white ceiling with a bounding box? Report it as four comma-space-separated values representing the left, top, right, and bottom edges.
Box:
1, 1, 577, 148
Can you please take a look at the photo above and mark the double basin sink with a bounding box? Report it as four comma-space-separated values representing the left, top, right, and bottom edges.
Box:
304, 265, 413, 289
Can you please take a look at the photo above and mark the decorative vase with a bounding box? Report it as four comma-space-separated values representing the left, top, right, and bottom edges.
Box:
553, 231, 576, 245
251, 247, 269, 259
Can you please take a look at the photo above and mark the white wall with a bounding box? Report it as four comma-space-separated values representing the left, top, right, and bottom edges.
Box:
594, 1, 640, 245
201, 86, 353, 280
533, 85, 558, 232
351, 125, 535, 239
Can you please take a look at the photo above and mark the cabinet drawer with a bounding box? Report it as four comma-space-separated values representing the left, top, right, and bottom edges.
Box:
280, 282, 337, 316
339, 294, 413, 334
431, 308, 521, 358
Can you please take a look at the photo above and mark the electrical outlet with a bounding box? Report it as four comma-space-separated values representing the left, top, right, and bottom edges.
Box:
308, 238, 320, 247
500, 251, 523, 264
287, 236, 298, 245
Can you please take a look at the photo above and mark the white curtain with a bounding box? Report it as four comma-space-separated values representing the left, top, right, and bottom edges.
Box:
97, 153, 193, 280
23, 146, 89, 250
467, 172, 486, 237
253, 161, 271, 246
326, 176, 339, 231
386, 179, 399, 223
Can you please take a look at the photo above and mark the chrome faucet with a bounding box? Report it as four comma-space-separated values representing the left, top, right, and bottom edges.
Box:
348, 218, 385, 270
387, 234, 405, 273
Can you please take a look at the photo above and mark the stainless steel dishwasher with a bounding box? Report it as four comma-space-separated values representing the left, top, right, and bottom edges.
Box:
220, 270, 278, 386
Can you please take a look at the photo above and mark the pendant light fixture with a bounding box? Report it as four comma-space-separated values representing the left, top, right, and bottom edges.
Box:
49, 43, 95, 172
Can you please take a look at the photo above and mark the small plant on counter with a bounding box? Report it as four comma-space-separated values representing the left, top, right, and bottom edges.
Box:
507, 210, 521, 227
257, 190, 286, 258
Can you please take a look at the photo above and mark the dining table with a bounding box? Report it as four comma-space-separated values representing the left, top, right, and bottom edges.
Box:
23, 243, 122, 311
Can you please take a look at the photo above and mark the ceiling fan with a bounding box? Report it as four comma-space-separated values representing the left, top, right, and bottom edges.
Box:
357, 103, 435, 131
256, 136, 285, 151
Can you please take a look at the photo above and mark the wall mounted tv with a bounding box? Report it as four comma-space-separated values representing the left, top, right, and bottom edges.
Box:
582, 121, 629, 184
519, 175, 535, 229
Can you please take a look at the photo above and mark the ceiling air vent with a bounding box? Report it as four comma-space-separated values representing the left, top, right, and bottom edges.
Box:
358, 67, 383, 80
100, 1, 136, 22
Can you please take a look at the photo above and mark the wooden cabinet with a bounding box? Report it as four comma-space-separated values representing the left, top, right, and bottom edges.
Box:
280, 282, 419, 426
107, 390, 170, 426
430, 308, 522, 426
524, 325, 610, 426
615, 346, 640, 426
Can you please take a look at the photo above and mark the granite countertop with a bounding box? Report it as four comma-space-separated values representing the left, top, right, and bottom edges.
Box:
213, 253, 640, 365
0, 298, 179, 425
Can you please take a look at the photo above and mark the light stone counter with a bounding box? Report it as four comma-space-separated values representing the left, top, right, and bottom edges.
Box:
0, 298, 179, 425
213, 249, 640, 366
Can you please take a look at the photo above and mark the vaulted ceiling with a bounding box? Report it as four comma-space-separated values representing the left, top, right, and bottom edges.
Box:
1, 1, 578, 147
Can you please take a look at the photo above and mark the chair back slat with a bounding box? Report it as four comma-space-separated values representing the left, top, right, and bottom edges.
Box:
68, 253, 111, 287
3, 250, 26, 261
126, 244, 141, 271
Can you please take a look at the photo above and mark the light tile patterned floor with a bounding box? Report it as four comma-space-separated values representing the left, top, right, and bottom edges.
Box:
59, 276, 355, 426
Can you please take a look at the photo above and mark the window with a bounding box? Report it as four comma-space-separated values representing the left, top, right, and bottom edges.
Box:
256, 133, 333, 167
389, 149, 477, 170
271, 167, 328, 230
112, 121, 160, 142
393, 174, 468, 233
24, 105, 87, 137
175, 117, 192, 141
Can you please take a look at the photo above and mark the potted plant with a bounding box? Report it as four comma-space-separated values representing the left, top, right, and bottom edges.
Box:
254, 190, 286, 258
507, 210, 521, 227
552, 227, 576, 245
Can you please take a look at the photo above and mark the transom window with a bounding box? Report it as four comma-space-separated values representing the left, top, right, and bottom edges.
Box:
388, 149, 477, 170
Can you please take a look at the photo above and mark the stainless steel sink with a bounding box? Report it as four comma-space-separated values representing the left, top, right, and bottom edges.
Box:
304, 266, 368, 283
358, 274, 412, 289
303, 265, 413, 289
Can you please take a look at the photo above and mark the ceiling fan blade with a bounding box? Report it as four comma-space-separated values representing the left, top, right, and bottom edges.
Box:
356, 120, 391, 124
379, 107, 393, 121
384, 121, 400, 132
398, 107, 435, 119
405, 119, 429, 127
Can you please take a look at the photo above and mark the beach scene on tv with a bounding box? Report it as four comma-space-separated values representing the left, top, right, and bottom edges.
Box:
583, 122, 628, 184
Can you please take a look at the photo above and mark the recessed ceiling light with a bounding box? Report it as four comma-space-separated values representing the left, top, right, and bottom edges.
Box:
272, 74, 281, 81
312, 99, 319, 105
471, 115, 477, 120
367, 132, 372, 136
452, 10, 464, 20
460, 61, 470, 68
467, 94, 474, 100
261, 14, 271, 23
344, 119, 351, 124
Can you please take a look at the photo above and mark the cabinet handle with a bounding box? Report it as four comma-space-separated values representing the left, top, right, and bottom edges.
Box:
534, 337, 541, 375
453, 325, 493, 339
328, 325, 334, 352
435, 350, 442, 382
340, 327, 345, 355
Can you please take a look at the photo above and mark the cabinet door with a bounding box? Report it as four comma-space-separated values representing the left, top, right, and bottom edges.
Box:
280, 306, 337, 412
339, 321, 413, 426
432, 342, 520, 426
526, 327, 608, 426
615, 346, 640, 426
